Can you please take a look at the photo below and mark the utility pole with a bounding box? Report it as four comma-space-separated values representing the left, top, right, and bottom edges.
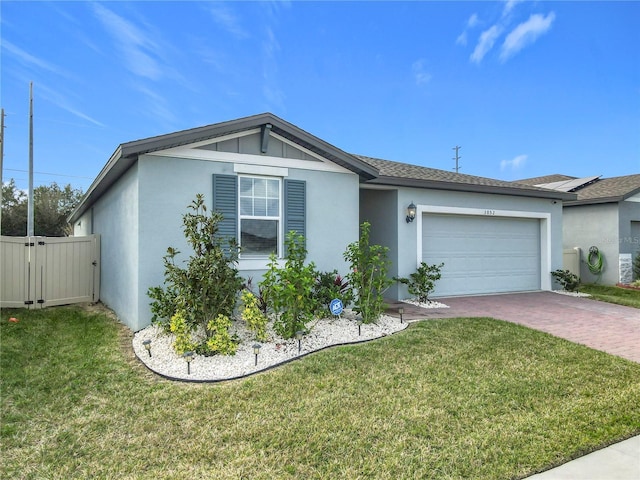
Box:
452, 145, 462, 173
28, 82, 34, 237
1, 108, 4, 231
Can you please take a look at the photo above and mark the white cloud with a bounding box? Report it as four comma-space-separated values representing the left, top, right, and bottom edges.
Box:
37, 83, 105, 127
456, 31, 468, 46
92, 3, 162, 80
411, 59, 432, 85
502, 0, 523, 18
2, 40, 72, 79
456, 14, 479, 46
500, 12, 556, 62
470, 25, 502, 64
500, 154, 528, 171
208, 4, 249, 39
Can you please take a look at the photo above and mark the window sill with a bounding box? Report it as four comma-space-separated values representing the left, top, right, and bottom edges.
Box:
238, 257, 284, 271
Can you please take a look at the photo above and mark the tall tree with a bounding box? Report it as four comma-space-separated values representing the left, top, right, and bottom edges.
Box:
1, 179, 83, 236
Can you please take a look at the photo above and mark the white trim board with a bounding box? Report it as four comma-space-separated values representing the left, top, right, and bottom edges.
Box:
415, 205, 552, 291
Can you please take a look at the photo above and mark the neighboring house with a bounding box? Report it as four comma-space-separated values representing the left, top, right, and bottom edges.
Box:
515, 174, 640, 285
70, 113, 573, 331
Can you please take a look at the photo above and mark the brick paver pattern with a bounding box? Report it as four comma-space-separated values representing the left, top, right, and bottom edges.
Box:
386, 291, 640, 363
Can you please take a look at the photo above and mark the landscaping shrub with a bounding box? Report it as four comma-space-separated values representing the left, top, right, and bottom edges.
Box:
260, 231, 317, 339
633, 252, 640, 280
551, 269, 580, 292
240, 290, 268, 342
313, 270, 351, 316
148, 194, 243, 355
344, 222, 392, 324
395, 261, 444, 303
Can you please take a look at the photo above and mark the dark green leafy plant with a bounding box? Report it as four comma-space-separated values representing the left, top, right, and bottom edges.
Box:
148, 194, 243, 355
395, 262, 444, 303
313, 270, 351, 316
551, 269, 580, 292
343, 222, 392, 324
260, 231, 317, 339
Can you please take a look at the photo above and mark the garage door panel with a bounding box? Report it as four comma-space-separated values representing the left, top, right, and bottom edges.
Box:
422, 214, 540, 296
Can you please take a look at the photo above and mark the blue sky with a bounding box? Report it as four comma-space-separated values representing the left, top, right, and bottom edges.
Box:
1, 1, 638, 192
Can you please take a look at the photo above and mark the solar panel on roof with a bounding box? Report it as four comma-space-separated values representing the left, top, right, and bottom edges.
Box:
536, 175, 601, 192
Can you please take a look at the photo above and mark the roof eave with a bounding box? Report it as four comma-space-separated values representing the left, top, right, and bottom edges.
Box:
564, 196, 624, 206
366, 176, 577, 200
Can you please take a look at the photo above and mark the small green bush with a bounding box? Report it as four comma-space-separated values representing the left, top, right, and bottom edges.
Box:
260, 231, 317, 339
204, 314, 238, 356
148, 194, 243, 355
633, 252, 640, 280
169, 311, 197, 355
551, 269, 580, 292
241, 290, 268, 342
344, 222, 392, 324
395, 262, 444, 303
313, 270, 351, 316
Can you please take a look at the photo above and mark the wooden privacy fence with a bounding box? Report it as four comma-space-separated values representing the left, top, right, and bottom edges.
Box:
0, 235, 100, 309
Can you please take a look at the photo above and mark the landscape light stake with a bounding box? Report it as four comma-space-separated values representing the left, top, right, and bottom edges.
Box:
358, 320, 362, 336
183, 351, 194, 375
398, 307, 404, 324
253, 343, 262, 366
142, 339, 152, 357
296, 330, 304, 354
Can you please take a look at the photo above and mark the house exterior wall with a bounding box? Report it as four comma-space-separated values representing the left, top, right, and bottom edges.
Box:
391, 188, 562, 300
134, 153, 359, 330
619, 198, 640, 256
360, 188, 400, 298
85, 164, 141, 329
563, 203, 619, 285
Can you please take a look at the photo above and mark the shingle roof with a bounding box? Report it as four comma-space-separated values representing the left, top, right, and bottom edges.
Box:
356, 155, 575, 200
514, 174, 576, 186
569, 174, 640, 204
514, 173, 640, 205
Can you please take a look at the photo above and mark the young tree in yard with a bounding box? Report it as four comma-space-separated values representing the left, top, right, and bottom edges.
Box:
148, 194, 244, 356
1, 179, 83, 236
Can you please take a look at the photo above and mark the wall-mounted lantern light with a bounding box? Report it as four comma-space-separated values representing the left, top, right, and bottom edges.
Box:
406, 202, 417, 223
142, 339, 152, 357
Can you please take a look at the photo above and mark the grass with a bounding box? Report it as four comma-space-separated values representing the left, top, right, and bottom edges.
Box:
2, 307, 640, 479
579, 283, 640, 308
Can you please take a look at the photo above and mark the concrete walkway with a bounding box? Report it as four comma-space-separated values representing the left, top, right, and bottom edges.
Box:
386, 291, 640, 479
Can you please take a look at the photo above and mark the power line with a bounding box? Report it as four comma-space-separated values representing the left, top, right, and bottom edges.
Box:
3, 167, 93, 180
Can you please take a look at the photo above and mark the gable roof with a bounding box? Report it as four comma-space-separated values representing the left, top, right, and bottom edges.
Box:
70, 113, 378, 223
358, 155, 575, 200
515, 173, 640, 205
71, 113, 578, 223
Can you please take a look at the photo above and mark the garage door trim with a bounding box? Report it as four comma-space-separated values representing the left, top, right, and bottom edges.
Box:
415, 205, 552, 291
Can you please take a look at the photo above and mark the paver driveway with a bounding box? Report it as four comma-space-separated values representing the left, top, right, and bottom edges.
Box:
386, 291, 640, 363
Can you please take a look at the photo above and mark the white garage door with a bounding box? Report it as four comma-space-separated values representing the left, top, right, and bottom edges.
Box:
422, 214, 541, 296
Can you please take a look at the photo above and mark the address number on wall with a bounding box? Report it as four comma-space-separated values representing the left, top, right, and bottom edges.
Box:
484, 210, 496, 216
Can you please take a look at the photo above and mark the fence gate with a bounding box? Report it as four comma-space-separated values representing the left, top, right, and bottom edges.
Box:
0, 235, 100, 309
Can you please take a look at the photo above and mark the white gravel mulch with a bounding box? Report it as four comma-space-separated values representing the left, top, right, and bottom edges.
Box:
133, 309, 408, 382
401, 298, 450, 309
552, 290, 592, 298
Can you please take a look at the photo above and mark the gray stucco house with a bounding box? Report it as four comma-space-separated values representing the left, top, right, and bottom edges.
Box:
515, 174, 640, 285
71, 113, 572, 331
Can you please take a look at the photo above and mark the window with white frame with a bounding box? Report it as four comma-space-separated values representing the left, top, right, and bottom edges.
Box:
239, 176, 280, 257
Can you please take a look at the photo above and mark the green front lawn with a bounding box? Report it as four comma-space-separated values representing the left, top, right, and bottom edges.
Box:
579, 283, 640, 308
2, 307, 639, 479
